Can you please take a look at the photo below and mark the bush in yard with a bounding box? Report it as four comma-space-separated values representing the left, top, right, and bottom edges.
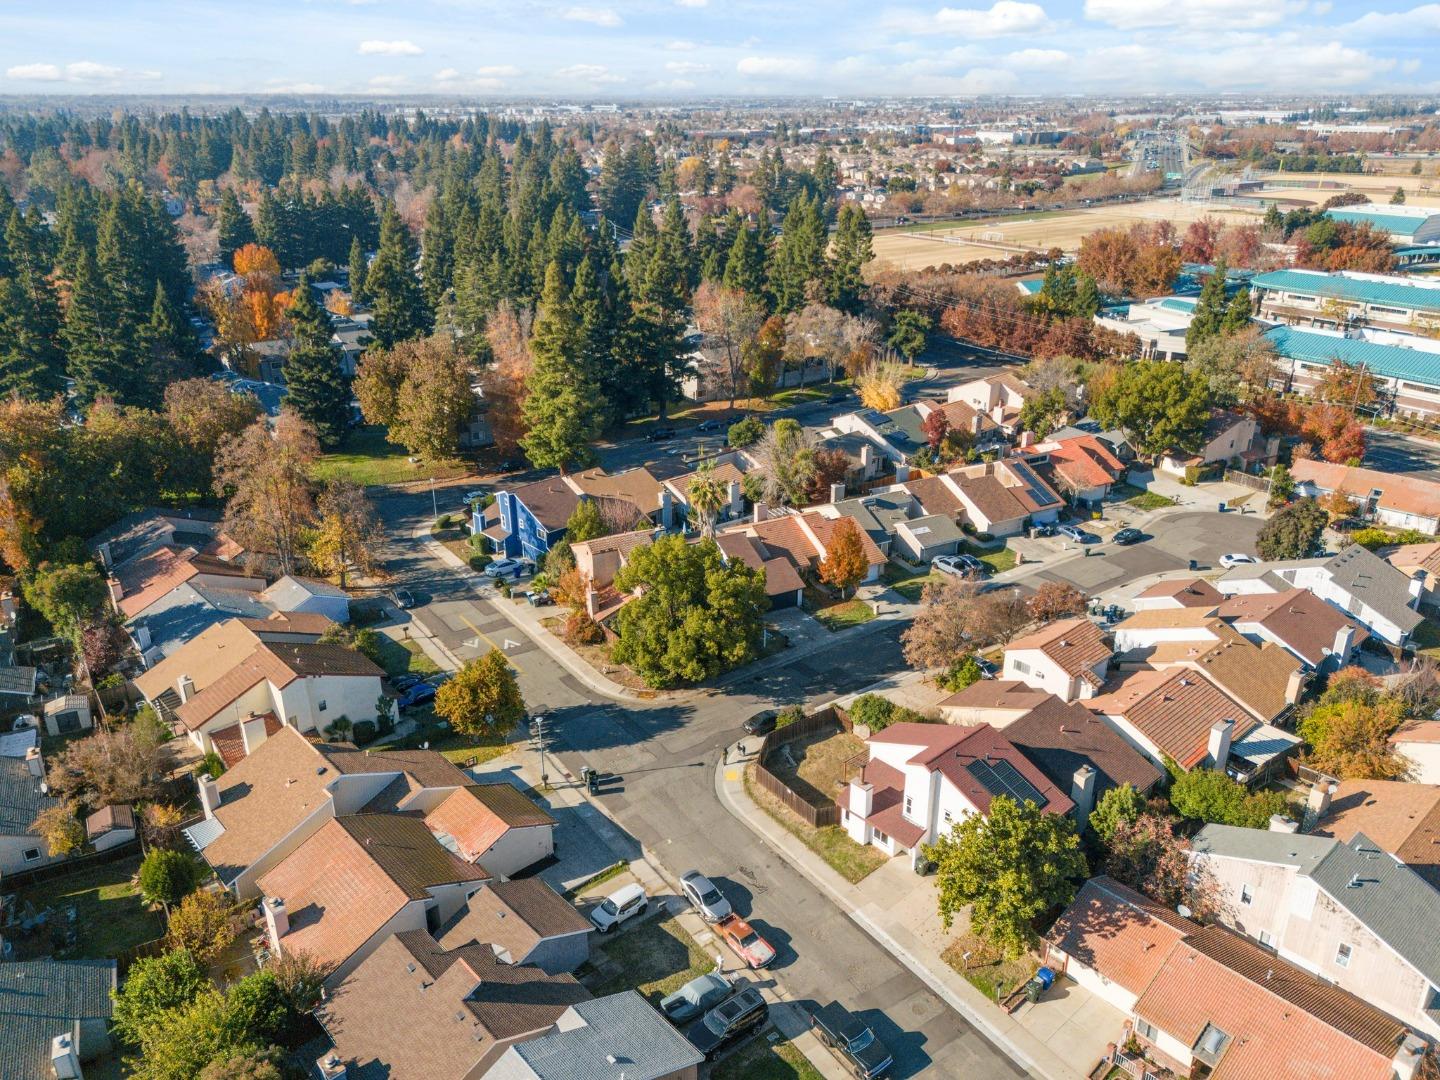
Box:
728, 415, 765, 448
139, 848, 203, 910
132, 704, 174, 748
564, 609, 605, 645
112, 949, 210, 1045
775, 705, 806, 729
848, 693, 898, 731
436, 514, 454, 530
1088, 782, 1147, 845
1351, 526, 1431, 551
468, 532, 489, 553
352, 720, 378, 745
1256, 498, 1327, 560
938, 655, 984, 692
468, 554, 490, 571
166, 888, 244, 964
1168, 768, 1291, 829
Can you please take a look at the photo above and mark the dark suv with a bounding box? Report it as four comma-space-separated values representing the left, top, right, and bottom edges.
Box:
812, 1003, 894, 1079
686, 985, 769, 1060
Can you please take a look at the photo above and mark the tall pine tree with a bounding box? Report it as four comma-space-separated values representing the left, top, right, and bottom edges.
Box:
283, 280, 352, 447
828, 204, 873, 313
367, 204, 430, 349
217, 188, 255, 268
63, 249, 134, 405
520, 262, 604, 472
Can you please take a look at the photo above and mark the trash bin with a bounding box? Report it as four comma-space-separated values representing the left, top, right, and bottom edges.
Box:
1217, 501, 1227, 513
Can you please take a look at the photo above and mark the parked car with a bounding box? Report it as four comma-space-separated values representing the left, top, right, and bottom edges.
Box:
390, 674, 423, 692
462, 490, 487, 507
696, 419, 721, 432
646, 427, 677, 442
589, 883, 648, 934
393, 588, 416, 610
1112, 528, 1143, 545
974, 655, 998, 679
659, 972, 735, 1026
812, 1003, 894, 1079
743, 710, 778, 736
496, 458, 525, 473
680, 870, 733, 923
1057, 524, 1093, 543
398, 682, 437, 710
825, 391, 850, 404
686, 986, 769, 1060
717, 914, 776, 969
934, 553, 986, 579
525, 588, 554, 607
1219, 553, 1258, 568
484, 558, 526, 580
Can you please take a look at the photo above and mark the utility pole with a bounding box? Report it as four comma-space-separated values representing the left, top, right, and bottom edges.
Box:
532, 709, 549, 787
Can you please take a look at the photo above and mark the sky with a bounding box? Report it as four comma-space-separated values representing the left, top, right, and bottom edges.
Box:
0, 0, 1435, 98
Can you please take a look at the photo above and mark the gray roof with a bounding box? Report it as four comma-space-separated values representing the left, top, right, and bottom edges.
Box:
492, 991, 704, 1080
0, 959, 115, 1080
1193, 826, 1440, 986
1321, 544, 1425, 633
833, 493, 917, 544
130, 581, 275, 659
882, 404, 928, 447
0, 665, 37, 696
1229, 723, 1301, 767
0, 754, 57, 836
899, 513, 967, 545
87, 507, 222, 566
1217, 557, 1327, 583
264, 574, 349, 606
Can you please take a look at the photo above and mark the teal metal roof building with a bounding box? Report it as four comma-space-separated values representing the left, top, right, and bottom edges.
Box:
1323, 206, 1440, 244
1251, 269, 1440, 315
1264, 325, 1440, 389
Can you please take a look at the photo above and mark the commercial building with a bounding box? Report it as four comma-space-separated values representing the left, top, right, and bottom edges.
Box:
1323, 204, 1440, 246
1264, 324, 1440, 419
1251, 269, 1440, 334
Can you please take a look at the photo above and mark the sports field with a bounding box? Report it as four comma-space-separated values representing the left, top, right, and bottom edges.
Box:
1253, 170, 1440, 209
871, 199, 1263, 272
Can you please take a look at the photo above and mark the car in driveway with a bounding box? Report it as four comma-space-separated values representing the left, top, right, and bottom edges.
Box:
1112, 528, 1144, 545
812, 1002, 894, 1079
680, 870, 732, 923
686, 985, 769, 1060
589, 882, 648, 934
743, 710, 778, 736
934, 553, 986, 579
393, 588, 416, 610
389, 674, 423, 692
1219, 553, 1258, 568
659, 972, 734, 1026
462, 490, 487, 507
397, 681, 437, 710
483, 558, 527, 580
717, 914, 775, 969
524, 588, 554, 607
696, 419, 721, 432
1057, 524, 1093, 543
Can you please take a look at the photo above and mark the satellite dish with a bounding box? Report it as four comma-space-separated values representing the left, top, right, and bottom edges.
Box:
1176, 904, 1193, 918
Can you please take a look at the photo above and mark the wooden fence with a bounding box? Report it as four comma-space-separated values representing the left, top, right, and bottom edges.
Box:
1223, 469, 1270, 493
750, 705, 852, 829
1, 837, 141, 891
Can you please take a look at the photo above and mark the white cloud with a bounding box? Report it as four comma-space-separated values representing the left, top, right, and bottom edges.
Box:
666, 39, 697, 50
930, 1, 1051, 37
737, 55, 818, 78
1343, 3, 1440, 35
357, 39, 423, 55
434, 67, 460, 81
562, 6, 622, 26
555, 63, 625, 83
1004, 47, 1068, 67
1083, 0, 1299, 31
6, 63, 62, 80
665, 60, 711, 74
676, 0, 708, 6
650, 78, 697, 90
476, 65, 521, 77
369, 74, 408, 88
66, 61, 123, 80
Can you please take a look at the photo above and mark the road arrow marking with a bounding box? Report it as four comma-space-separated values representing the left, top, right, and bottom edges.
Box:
503, 638, 521, 650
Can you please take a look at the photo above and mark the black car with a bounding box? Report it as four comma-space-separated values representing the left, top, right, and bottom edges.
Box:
743, 709, 778, 736
1113, 528, 1143, 545
696, 419, 721, 432
496, 458, 525, 473
825, 391, 850, 403
686, 986, 769, 1060
812, 1003, 894, 1079
646, 427, 677, 442
390, 674, 423, 692
398, 682, 438, 710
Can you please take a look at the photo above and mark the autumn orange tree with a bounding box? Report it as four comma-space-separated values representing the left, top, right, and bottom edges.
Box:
232, 243, 281, 278
1314, 358, 1381, 411
818, 516, 868, 599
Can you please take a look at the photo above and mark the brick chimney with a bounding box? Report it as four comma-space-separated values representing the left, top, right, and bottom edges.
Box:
1207, 719, 1234, 771
753, 501, 769, 524
1070, 764, 1097, 831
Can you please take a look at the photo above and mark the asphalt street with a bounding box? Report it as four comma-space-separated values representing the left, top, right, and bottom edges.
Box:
1363, 427, 1440, 483
374, 473, 1267, 1078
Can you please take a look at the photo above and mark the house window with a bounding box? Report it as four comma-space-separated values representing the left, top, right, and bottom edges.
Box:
1336, 943, 1353, 968
873, 829, 889, 844
1135, 1019, 1157, 1041
904, 795, 914, 817
23, 847, 42, 862
318, 700, 328, 713
1012, 659, 1030, 675
1240, 884, 1253, 906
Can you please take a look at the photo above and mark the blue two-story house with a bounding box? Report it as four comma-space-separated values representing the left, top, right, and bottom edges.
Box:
476, 477, 582, 563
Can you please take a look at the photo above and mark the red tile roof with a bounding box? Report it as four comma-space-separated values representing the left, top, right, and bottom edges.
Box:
1087, 668, 1258, 769
424, 784, 555, 864
1006, 618, 1112, 681
1136, 577, 1224, 607
1046, 876, 1193, 996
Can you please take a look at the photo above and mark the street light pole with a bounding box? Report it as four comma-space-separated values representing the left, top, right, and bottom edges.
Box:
430, 477, 438, 520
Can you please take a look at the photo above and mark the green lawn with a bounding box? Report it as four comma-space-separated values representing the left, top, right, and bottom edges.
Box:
961, 542, 1017, 574
811, 599, 876, 632
373, 635, 441, 679
766, 380, 848, 408
1414, 618, 1440, 659
882, 564, 940, 602
712, 1037, 825, 1080
587, 915, 716, 1004
745, 767, 888, 883
13, 856, 164, 961
1113, 483, 1178, 511
565, 860, 630, 900
371, 706, 511, 766
312, 426, 471, 488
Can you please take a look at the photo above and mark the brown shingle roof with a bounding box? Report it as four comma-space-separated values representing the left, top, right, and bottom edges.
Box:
84, 804, 134, 840
1136, 577, 1223, 607
1319, 780, 1440, 890
335, 815, 491, 899
320, 745, 472, 791
900, 474, 964, 517
1189, 634, 1301, 723
1005, 696, 1163, 796
1088, 668, 1258, 769
439, 880, 591, 959
1218, 588, 1361, 668
424, 785, 555, 863
114, 544, 201, 618
134, 618, 264, 702
801, 512, 887, 566
173, 643, 381, 731
938, 679, 1052, 713
1006, 618, 1111, 680
507, 477, 583, 532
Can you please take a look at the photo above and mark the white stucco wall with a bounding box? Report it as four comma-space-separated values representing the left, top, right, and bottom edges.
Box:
479, 825, 555, 879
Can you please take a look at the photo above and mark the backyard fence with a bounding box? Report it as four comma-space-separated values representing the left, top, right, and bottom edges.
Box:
0, 838, 142, 891
750, 704, 852, 829
1223, 469, 1270, 493
117, 936, 168, 979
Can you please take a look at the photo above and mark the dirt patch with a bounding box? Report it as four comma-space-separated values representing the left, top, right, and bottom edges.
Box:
765, 728, 866, 808
942, 931, 1039, 1002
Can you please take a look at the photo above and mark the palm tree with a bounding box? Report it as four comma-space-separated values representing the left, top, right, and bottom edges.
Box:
687, 461, 728, 537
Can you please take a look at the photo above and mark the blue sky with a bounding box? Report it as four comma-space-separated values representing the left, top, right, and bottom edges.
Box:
0, 0, 1434, 97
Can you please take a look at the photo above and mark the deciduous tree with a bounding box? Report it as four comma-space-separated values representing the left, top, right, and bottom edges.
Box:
1089, 360, 1210, 458
166, 888, 245, 964
213, 412, 319, 576
818, 516, 867, 598
751, 418, 816, 507
1027, 582, 1088, 622
308, 480, 384, 588
435, 650, 526, 742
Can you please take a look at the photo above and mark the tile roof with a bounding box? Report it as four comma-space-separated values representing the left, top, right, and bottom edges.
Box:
1291, 458, 1440, 522
114, 544, 202, 618
439, 880, 591, 959
134, 618, 269, 701
899, 474, 964, 517
1028, 435, 1126, 491
1004, 695, 1163, 796
0, 959, 115, 1080
1322, 544, 1426, 634
1114, 607, 1224, 632
1187, 635, 1302, 723
173, 643, 382, 731
498, 991, 704, 1080
872, 722, 1073, 816
1136, 577, 1223, 607
0, 754, 57, 835
938, 679, 1052, 713
425, 784, 555, 862
1133, 924, 1406, 1080
1319, 780, 1440, 890
1393, 720, 1440, 746
208, 712, 283, 768
1217, 587, 1363, 668
1386, 542, 1440, 577
318, 929, 590, 1080
1046, 876, 1193, 996
237, 611, 336, 636
1005, 618, 1111, 681
257, 815, 487, 971
1088, 668, 1258, 769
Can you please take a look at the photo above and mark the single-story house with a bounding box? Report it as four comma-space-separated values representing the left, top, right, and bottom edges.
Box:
261, 575, 352, 624
1290, 458, 1440, 534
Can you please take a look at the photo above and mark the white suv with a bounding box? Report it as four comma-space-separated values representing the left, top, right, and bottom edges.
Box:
589, 883, 648, 934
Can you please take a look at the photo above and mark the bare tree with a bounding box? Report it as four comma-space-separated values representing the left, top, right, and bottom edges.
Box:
693, 282, 765, 409
902, 578, 984, 669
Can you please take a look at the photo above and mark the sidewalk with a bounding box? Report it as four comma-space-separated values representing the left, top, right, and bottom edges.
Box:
714, 740, 1104, 1080
497, 736, 853, 1078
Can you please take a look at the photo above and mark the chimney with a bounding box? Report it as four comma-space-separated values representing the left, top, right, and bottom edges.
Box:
896, 462, 910, 483
198, 772, 221, 819
240, 714, 270, 757
1394, 1034, 1427, 1080
1070, 765, 1097, 831
1019, 431, 1035, 449
860, 444, 873, 471
317, 1052, 348, 1080
1269, 814, 1299, 833
177, 675, 195, 704
134, 624, 151, 652
1331, 625, 1354, 661
1307, 781, 1334, 821
24, 745, 43, 779
727, 479, 742, 517
1284, 667, 1307, 705
970, 413, 982, 435
263, 896, 289, 952
752, 501, 769, 524
1409, 575, 1425, 605
1207, 719, 1234, 771
849, 780, 874, 819
658, 489, 673, 531
991, 404, 1005, 425
50, 1033, 81, 1080
107, 577, 125, 604
829, 482, 846, 504
97, 541, 113, 569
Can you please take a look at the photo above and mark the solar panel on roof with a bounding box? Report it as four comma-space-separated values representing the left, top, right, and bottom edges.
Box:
967, 758, 1048, 808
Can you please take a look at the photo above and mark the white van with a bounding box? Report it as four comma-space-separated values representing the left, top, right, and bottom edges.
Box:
590, 882, 648, 934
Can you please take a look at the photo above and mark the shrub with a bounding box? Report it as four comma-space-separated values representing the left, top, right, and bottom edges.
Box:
938, 655, 984, 692
195, 752, 225, 780
1169, 768, 1291, 829
565, 610, 605, 645
468, 554, 490, 571
138, 848, 202, 909
1352, 526, 1432, 551
352, 720, 378, 745
468, 533, 489, 554
436, 514, 454, 530
775, 705, 806, 729
848, 693, 931, 732
728, 415, 764, 448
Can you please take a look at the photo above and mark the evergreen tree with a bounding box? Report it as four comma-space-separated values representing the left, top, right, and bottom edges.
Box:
282, 281, 351, 447
366, 204, 430, 349
64, 250, 136, 405
828, 203, 872, 312
1263, 203, 1284, 232
770, 191, 827, 312
139, 281, 196, 401
1185, 259, 1231, 347
722, 224, 768, 300
520, 262, 605, 472
1222, 287, 1253, 335
347, 234, 369, 304
0, 277, 61, 398
1074, 272, 1101, 319
216, 188, 255, 268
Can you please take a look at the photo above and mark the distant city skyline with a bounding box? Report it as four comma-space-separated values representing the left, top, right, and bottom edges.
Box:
1, 1, 1435, 98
